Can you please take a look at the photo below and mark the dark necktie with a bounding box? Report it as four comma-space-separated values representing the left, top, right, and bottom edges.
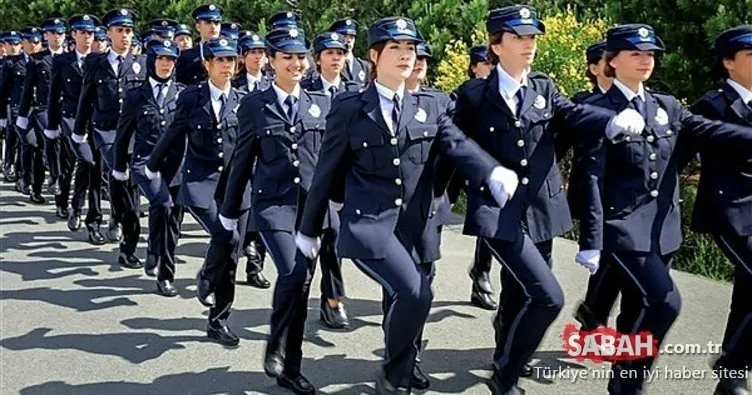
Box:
329, 85, 338, 97
391, 93, 401, 133
253, 80, 260, 92
633, 96, 647, 120
285, 95, 298, 122
218, 93, 226, 120
115, 55, 124, 74
155, 83, 165, 107
515, 86, 526, 117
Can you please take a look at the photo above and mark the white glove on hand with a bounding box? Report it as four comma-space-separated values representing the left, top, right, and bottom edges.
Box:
575, 249, 601, 275
43, 129, 60, 139
0, 119, 7, 128
295, 232, 321, 260
329, 200, 344, 211
111, 169, 129, 181
15, 116, 28, 130
218, 214, 238, 231
487, 166, 519, 209
144, 166, 161, 181
71, 133, 87, 144
606, 109, 645, 141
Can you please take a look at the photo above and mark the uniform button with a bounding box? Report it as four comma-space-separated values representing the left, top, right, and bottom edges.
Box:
290, 126, 296, 133
647, 135, 655, 143
625, 135, 632, 141
355, 209, 362, 215
291, 143, 298, 149
293, 177, 300, 184
649, 153, 657, 161
160, 120, 166, 126
667, 130, 673, 135
218, 166, 223, 171
520, 159, 528, 167
143, 110, 148, 115
266, 130, 271, 135
479, 186, 485, 192
650, 190, 659, 198
650, 172, 659, 180
293, 160, 300, 167
521, 177, 529, 185
489, 126, 495, 132
514, 120, 521, 128
362, 141, 368, 148
118, 98, 123, 103
390, 138, 398, 146
393, 158, 400, 166
422, 131, 429, 137
217, 137, 222, 143
394, 178, 402, 185
218, 152, 224, 158
159, 109, 165, 114
719, 190, 724, 195
517, 139, 525, 147
118, 88, 123, 93
197, 125, 201, 130
394, 198, 403, 206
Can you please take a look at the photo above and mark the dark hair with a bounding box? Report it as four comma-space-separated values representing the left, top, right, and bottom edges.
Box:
586, 63, 598, 86
367, 41, 387, 81
486, 32, 503, 65
602, 50, 618, 78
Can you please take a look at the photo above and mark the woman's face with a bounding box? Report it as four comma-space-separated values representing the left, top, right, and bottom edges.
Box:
204, 56, 236, 84
317, 48, 346, 76
610, 50, 655, 83
491, 33, 537, 70
410, 56, 428, 81
370, 40, 416, 82
243, 48, 266, 73
472, 60, 492, 78
269, 51, 308, 85
724, 49, 752, 87
155, 56, 176, 79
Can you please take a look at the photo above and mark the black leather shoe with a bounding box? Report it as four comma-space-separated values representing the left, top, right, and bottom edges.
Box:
68, 213, 82, 232
246, 272, 271, 289
520, 363, 533, 378
29, 192, 46, 204
320, 300, 349, 329
157, 280, 178, 297
4, 167, 17, 182
107, 221, 122, 242
48, 180, 60, 196
412, 363, 430, 390
86, 225, 106, 245
118, 253, 143, 269
264, 351, 285, 378
469, 267, 494, 294
196, 272, 215, 307
14, 179, 27, 193
277, 371, 315, 394
375, 372, 409, 394
714, 377, 750, 395
574, 301, 603, 331
144, 254, 159, 277
488, 367, 525, 395
56, 206, 70, 219
471, 289, 498, 310
207, 323, 239, 347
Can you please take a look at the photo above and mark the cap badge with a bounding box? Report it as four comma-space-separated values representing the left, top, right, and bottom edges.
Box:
520, 7, 532, 19
219, 39, 228, 46
396, 19, 408, 32
209, 5, 217, 10
83, 15, 90, 21
286, 12, 293, 18
289, 29, 299, 38
331, 33, 339, 40
163, 40, 171, 47
346, 20, 353, 25
120, 9, 128, 16
638, 27, 650, 39
252, 35, 260, 41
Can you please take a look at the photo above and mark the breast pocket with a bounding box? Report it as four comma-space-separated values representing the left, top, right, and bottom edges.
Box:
188, 118, 216, 146
302, 119, 325, 152
258, 125, 289, 164
349, 132, 392, 170
612, 135, 646, 166
406, 124, 438, 164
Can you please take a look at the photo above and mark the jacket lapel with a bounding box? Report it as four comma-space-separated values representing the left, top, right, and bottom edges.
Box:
397, 90, 418, 133
200, 84, 215, 121
723, 82, 752, 125
263, 87, 291, 125
361, 84, 390, 135
221, 88, 239, 120
297, 91, 312, 124
71, 54, 82, 76
163, 82, 179, 106
102, 52, 117, 78
518, 83, 539, 117
644, 92, 659, 129
605, 85, 631, 112
142, 82, 157, 108
119, 53, 134, 77
484, 70, 515, 119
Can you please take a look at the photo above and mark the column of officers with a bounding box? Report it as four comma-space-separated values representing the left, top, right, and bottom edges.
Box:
1, 4, 750, 395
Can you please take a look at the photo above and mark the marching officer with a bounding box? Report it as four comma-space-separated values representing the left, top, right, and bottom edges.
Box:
73, 8, 146, 266
295, 16, 508, 394
17, 18, 67, 212
219, 26, 327, 394
175, 3, 223, 85
268, 11, 299, 30
452, 6, 652, 394
328, 18, 370, 87
131, 34, 143, 55
468, 45, 492, 79
688, 25, 752, 395
47, 14, 101, 239
1, 31, 23, 184
148, 18, 178, 41
230, 32, 272, 289
146, 37, 250, 346
92, 27, 109, 53
113, 39, 185, 296
219, 22, 241, 41
577, 24, 752, 395
173, 24, 193, 51
0, 33, 6, 177
300, 31, 361, 329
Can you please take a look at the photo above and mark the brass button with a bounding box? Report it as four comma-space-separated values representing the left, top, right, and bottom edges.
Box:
394, 198, 403, 206
218, 152, 223, 158
393, 158, 400, 166
650, 172, 659, 180
159, 109, 165, 114
293, 177, 300, 184
394, 178, 402, 185
293, 160, 300, 167
362, 141, 368, 148
489, 126, 495, 132
650, 190, 659, 198
514, 120, 521, 128
647, 135, 655, 143
517, 139, 525, 147
649, 153, 657, 161
160, 120, 166, 126
217, 137, 222, 143
520, 159, 528, 167
291, 143, 298, 149
218, 166, 223, 171
390, 138, 398, 146
290, 126, 296, 133
521, 177, 529, 185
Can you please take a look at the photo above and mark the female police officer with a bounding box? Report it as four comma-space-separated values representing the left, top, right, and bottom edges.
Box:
452, 6, 650, 394
217, 26, 330, 394
688, 25, 752, 395
146, 37, 250, 347
112, 39, 184, 296
294, 16, 515, 394
578, 24, 752, 395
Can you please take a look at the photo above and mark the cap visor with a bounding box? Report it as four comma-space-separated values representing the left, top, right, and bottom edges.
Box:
634, 42, 664, 51
510, 25, 544, 36
209, 50, 237, 58
392, 34, 422, 43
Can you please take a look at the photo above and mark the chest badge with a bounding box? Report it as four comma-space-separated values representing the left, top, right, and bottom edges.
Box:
308, 103, 321, 118
358, 70, 366, 81
655, 107, 669, 125
233, 104, 240, 113
534, 95, 546, 109
132, 62, 141, 74
415, 108, 427, 123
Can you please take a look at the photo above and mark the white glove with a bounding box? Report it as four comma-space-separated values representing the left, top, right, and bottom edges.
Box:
15, 116, 28, 130
218, 214, 238, 231
329, 200, 343, 211
71, 133, 87, 144
43, 129, 60, 139
606, 109, 645, 140
486, 166, 519, 209
111, 169, 129, 181
295, 231, 321, 260
144, 166, 161, 180
0, 119, 7, 128
575, 249, 601, 274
